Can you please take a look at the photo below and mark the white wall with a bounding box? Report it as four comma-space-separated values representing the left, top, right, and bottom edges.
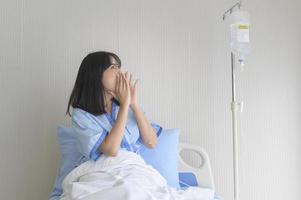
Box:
0, 0, 300, 199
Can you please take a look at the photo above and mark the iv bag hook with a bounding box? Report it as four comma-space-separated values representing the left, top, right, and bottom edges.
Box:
222, 1, 242, 20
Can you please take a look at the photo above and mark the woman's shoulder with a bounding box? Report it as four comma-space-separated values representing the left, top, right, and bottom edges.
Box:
71, 107, 106, 122
71, 107, 109, 131
72, 107, 88, 119
72, 107, 106, 116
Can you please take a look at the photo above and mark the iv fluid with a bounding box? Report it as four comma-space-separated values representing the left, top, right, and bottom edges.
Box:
230, 10, 250, 67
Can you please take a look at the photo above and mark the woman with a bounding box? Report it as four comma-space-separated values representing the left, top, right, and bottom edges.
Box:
66, 51, 163, 164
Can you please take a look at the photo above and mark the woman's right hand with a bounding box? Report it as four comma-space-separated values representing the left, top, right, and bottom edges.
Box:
115, 71, 131, 107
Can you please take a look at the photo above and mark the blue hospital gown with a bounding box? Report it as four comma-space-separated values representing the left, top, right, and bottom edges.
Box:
71, 100, 163, 167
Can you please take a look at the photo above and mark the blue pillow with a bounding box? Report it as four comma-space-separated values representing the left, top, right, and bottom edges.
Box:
138, 128, 181, 189
49, 125, 82, 200
179, 172, 198, 190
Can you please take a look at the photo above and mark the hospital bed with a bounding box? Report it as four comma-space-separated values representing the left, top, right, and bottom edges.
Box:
177, 143, 215, 190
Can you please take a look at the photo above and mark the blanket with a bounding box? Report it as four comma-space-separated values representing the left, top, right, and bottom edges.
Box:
59, 149, 215, 200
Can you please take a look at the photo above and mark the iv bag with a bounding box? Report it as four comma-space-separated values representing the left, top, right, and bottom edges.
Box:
230, 10, 251, 67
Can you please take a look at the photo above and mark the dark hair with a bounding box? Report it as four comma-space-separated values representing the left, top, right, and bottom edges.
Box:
66, 51, 121, 117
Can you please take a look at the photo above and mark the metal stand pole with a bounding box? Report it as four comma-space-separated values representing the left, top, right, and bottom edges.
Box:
230, 52, 242, 200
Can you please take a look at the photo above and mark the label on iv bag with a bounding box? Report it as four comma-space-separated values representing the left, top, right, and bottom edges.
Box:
236, 23, 250, 43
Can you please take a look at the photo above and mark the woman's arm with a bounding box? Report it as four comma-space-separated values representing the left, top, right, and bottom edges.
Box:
131, 104, 158, 148
123, 71, 157, 148
99, 72, 131, 156
99, 105, 129, 156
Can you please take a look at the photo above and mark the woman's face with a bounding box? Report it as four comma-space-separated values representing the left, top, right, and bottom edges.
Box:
102, 57, 122, 96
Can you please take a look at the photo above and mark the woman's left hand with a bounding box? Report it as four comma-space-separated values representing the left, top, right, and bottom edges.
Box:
125, 71, 139, 108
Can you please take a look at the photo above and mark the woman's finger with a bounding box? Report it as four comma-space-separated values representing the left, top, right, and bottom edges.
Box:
116, 73, 120, 95
121, 72, 126, 90
115, 73, 118, 90
125, 71, 130, 85
123, 73, 129, 91
129, 73, 133, 86
134, 79, 138, 88
119, 72, 123, 92
119, 72, 122, 91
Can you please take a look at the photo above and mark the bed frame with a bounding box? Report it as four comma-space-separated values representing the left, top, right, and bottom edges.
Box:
178, 143, 215, 189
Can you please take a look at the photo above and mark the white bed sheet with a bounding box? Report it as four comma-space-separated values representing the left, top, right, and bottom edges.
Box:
59, 149, 215, 200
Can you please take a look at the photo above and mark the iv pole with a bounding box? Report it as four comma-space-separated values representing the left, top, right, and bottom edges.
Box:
222, 2, 244, 200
